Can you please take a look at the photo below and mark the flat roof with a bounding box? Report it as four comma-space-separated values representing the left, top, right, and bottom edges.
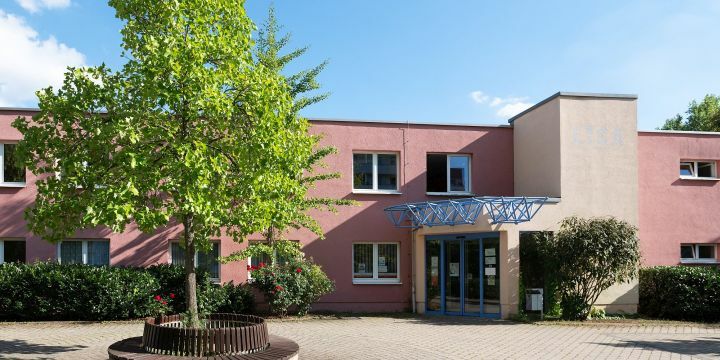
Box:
309, 117, 511, 128
507, 92, 638, 124
639, 129, 720, 136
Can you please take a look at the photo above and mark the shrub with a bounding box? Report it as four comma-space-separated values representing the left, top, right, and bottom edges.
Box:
540, 216, 640, 320
250, 259, 334, 316
0, 262, 254, 321
639, 266, 720, 322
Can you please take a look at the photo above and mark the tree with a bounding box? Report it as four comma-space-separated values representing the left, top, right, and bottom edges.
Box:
540, 216, 640, 320
13, 0, 314, 327
226, 6, 353, 265
660, 94, 720, 131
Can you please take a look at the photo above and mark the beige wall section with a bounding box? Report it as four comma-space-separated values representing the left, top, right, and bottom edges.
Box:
413, 94, 640, 318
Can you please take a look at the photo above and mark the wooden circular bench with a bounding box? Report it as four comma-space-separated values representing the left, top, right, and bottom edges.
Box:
108, 335, 299, 360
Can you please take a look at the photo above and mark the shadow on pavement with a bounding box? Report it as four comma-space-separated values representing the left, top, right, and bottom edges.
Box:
0, 339, 87, 358
594, 337, 720, 357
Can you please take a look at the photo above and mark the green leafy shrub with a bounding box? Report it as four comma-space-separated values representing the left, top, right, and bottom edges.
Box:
639, 266, 720, 322
0, 262, 254, 321
250, 259, 334, 316
540, 216, 640, 320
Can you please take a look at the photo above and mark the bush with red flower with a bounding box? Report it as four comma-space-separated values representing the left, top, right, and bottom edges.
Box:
249, 258, 334, 316
148, 293, 174, 316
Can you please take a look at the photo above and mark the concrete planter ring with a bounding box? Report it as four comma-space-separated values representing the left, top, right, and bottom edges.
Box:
108, 313, 299, 360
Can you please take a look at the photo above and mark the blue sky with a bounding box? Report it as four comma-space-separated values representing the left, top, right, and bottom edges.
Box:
1, 1, 719, 129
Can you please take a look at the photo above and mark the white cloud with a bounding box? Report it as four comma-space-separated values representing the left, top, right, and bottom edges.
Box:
469, 91, 489, 104
16, 0, 70, 13
0, 10, 85, 107
496, 101, 533, 118
470, 90, 533, 118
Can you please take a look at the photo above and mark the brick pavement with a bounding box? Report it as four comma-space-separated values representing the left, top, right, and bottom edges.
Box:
1, 316, 719, 359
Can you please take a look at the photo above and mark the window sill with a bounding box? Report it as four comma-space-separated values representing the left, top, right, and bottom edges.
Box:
680, 259, 719, 264
679, 176, 720, 181
0, 183, 26, 188
353, 279, 402, 285
426, 192, 474, 196
352, 190, 402, 195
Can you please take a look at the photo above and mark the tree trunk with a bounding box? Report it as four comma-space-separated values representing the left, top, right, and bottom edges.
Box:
183, 214, 200, 327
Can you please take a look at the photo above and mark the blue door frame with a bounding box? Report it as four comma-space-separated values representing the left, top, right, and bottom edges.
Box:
425, 233, 501, 318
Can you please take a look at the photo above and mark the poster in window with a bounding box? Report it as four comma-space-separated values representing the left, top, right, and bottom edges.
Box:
358, 263, 366, 273
378, 256, 386, 266
485, 267, 496, 276
488, 276, 496, 286
378, 265, 388, 273
484, 248, 496, 256
431, 256, 439, 276
449, 262, 460, 277
485, 256, 496, 265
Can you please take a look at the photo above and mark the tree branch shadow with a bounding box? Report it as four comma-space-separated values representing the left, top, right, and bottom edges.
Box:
0, 339, 87, 359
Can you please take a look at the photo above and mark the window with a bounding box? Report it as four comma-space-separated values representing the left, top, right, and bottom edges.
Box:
680, 161, 717, 179
170, 242, 220, 281
426, 154, 471, 193
680, 244, 717, 263
58, 240, 109, 265
352, 153, 398, 192
0, 143, 26, 185
0, 239, 26, 264
352, 243, 400, 284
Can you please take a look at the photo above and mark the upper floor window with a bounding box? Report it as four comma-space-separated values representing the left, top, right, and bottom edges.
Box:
353, 152, 398, 192
0, 143, 26, 186
0, 239, 26, 264
58, 239, 109, 266
680, 243, 716, 263
170, 241, 220, 281
427, 154, 471, 194
680, 161, 717, 179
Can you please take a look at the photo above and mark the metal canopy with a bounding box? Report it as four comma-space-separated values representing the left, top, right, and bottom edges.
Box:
384, 196, 548, 229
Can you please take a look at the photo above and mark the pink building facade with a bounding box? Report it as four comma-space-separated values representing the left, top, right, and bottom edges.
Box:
0, 92, 718, 318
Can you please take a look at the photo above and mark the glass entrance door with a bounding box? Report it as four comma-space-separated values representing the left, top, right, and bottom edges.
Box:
425, 233, 501, 317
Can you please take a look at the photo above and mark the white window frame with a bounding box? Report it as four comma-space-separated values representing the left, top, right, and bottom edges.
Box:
426, 153, 472, 195
680, 160, 718, 180
169, 241, 221, 283
680, 243, 717, 264
57, 239, 110, 265
0, 143, 26, 187
352, 152, 401, 194
352, 242, 401, 284
0, 238, 25, 264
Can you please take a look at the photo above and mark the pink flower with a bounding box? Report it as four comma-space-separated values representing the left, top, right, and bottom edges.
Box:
169, 293, 175, 299
162, 301, 168, 305
296, 268, 302, 273
247, 265, 251, 271
275, 285, 283, 291
154, 295, 162, 301
259, 262, 266, 268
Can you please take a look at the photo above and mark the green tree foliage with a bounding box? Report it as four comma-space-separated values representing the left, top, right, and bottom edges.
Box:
660, 94, 720, 131
539, 216, 640, 320
12, 0, 315, 326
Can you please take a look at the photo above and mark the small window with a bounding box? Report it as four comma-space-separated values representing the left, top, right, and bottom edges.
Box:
680, 243, 717, 263
427, 154, 471, 193
58, 240, 109, 266
170, 242, 220, 281
353, 243, 400, 284
680, 161, 717, 179
353, 153, 398, 192
0, 143, 26, 185
0, 239, 26, 264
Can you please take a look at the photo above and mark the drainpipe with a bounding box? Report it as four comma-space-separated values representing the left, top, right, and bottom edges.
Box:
411, 228, 417, 313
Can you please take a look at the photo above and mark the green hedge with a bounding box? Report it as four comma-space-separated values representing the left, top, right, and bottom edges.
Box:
639, 266, 720, 322
0, 262, 254, 321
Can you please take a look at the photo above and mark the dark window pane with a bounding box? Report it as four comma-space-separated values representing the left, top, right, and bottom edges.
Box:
87, 241, 109, 266
698, 245, 715, 259
426, 154, 447, 192
3, 241, 25, 263
426, 239, 441, 311
198, 243, 220, 279
449, 156, 469, 192
377, 154, 397, 190
3, 144, 25, 183
171, 243, 185, 266
353, 244, 373, 278
60, 241, 83, 264
680, 163, 693, 176
680, 245, 694, 259
698, 162, 715, 178
353, 154, 373, 189
377, 244, 398, 278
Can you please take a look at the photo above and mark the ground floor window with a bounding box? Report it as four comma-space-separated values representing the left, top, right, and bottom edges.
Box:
352, 243, 399, 284
0, 239, 25, 264
680, 243, 717, 263
170, 242, 220, 281
58, 239, 109, 265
